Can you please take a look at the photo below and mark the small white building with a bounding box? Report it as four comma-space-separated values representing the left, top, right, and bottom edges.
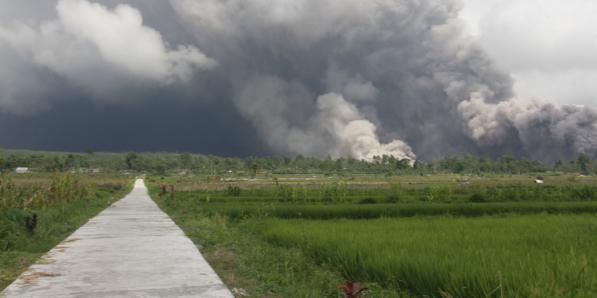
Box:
15, 167, 30, 174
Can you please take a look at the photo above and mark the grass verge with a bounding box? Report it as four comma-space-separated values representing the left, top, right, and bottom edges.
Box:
0, 184, 131, 289
151, 189, 402, 297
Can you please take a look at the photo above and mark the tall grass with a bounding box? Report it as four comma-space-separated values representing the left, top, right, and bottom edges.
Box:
0, 174, 131, 289
166, 182, 597, 206
0, 173, 89, 210
253, 215, 597, 297
200, 201, 597, 220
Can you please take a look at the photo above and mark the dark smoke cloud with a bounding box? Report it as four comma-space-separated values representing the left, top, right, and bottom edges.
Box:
0, 0, 595, 161
459, 94, 597, 160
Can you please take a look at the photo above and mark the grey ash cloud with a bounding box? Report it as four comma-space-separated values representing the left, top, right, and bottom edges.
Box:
0, 0, 595, 160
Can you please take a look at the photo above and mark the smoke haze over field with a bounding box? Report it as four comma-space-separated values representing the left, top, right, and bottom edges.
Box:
0, 0, 596, 160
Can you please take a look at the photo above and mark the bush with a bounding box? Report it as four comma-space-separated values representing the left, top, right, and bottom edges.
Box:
358, 198, 377, 204
48, 173, 88, 203
385, 195, 400, 203
572, 186, 596, 201
226, 185, 241, 197
97, 183, 123, 192
469, 193, 486, 203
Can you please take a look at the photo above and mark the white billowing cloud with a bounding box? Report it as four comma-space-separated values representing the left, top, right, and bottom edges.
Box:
0, 0, 216, 101
460, 0, 597, 107
55, 0, 216, 82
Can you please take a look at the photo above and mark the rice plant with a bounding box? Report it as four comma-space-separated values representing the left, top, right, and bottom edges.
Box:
254, 215, 597, 297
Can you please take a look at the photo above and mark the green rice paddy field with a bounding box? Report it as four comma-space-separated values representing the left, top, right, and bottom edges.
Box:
255, 216, 596, 297
151, 174, 597, 297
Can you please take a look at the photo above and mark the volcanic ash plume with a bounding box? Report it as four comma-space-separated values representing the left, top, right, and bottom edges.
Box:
171, 0, 511, 161
315, 93, 416, 161
1, 0, 596, 161
235, 76, 415, 161
459, 93, 597, 159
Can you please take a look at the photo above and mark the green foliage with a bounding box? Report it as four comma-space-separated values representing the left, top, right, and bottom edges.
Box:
384, 195, 400, 203
48, 173, 88, 203
200, 202, 597, 220
571, 185, 597, 201
275, 184, 294, 202
2, 148, 596, 175
256, 216, 597, 297
125, 152, 138, 170
469, 193, 486, 203
250, 163, 258, 178
357, 198, 377, 204
0, 175, 130, 289
578, 154, 591, 175
225, 185, 241, 197
151, 188, 399, 297
0, 173, 90, 211
147, 174, 597, 297
0, 175, 17, 210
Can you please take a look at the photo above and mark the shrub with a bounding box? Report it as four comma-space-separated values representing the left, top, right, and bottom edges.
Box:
226, 185, 242, 197
469, 193, 486, 203
358, 198, 377, 204
97, 183, 123, 192
276, 185, 293, 202
572, 186, 596, 201
385, 195, 400, 203
48, 172, 88, 203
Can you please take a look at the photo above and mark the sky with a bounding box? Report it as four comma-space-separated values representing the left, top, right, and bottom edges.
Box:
0, 0, 595, 160
460, 0, 597, 107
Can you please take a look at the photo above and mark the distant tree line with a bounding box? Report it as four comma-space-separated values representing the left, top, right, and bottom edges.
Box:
0, 149, 595, 176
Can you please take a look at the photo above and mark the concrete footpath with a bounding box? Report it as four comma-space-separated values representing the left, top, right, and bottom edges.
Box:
1, 179, 233, 298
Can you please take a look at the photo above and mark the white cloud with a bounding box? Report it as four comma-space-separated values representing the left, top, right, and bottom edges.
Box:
512, 70, 597, 107
0, 0, 216, 103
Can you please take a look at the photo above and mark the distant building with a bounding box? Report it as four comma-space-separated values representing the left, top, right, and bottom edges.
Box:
75, 168, 102, 174
15, 167, 30, 174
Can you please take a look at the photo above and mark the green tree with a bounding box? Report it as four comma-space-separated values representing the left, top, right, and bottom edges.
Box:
554, 160, 564, 171
0, 151, 5, 171
125, 152, 138, 170
396, 159, 411, 170
179, 153, 191, 168
64, 154, 76, 170
47, 157, 64, 172
251, 163, 259, 178
578, 154, 590, 175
